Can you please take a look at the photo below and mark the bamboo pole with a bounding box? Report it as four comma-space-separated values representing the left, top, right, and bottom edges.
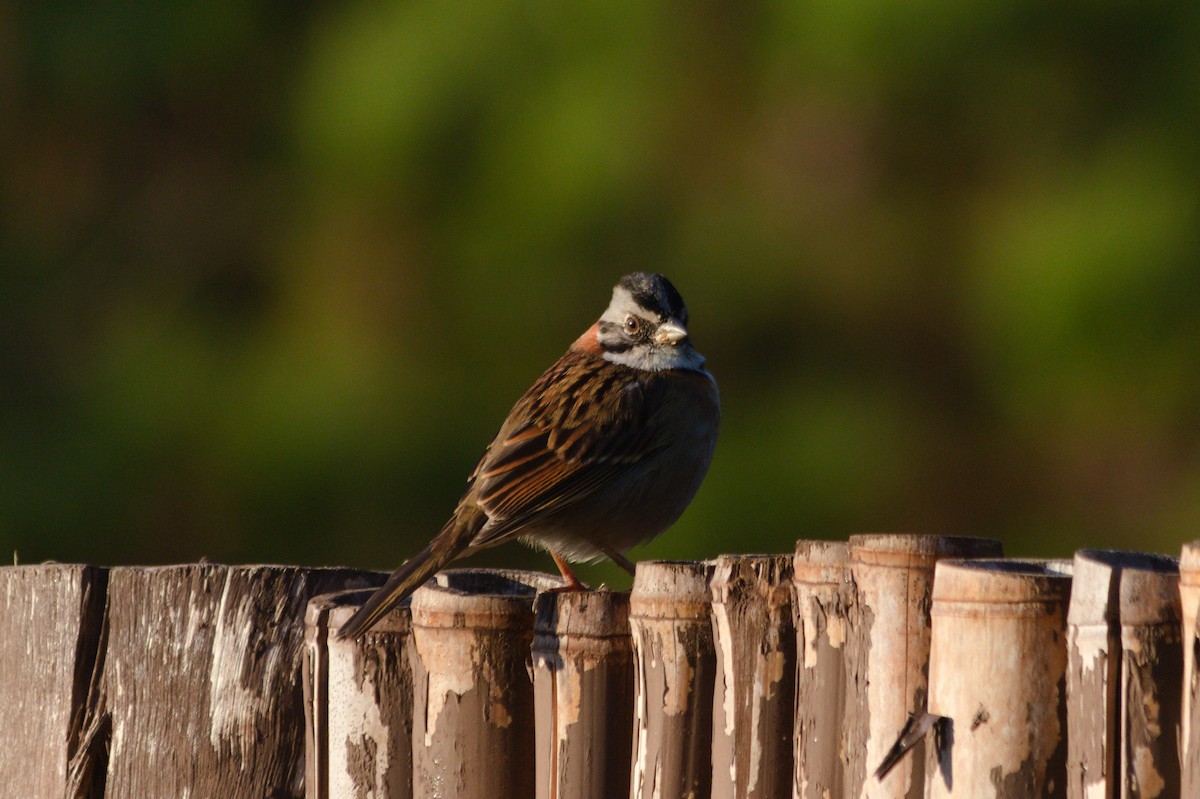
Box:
791, 540, 853, 799
304, 587, 411, 799
1067, 550, 1180, 799
1064, 552, 1119, 799
532, 588, 634, 799
0, 564, 108, 799
101, 565, 381, 799
1113, 553, 1181, 799
305, 592, 339, 799
709, 553, 796, 799
408, 568, 559, 799
1180, 541, 1200, 795
628, 560, 718, 799
845, 534, 1002, 799
925, 559, 1073, 798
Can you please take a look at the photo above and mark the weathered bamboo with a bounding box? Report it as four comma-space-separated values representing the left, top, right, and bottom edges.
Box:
844, 533, 1002, 799
305, 591, 339, 799
9, 543, 1198, 798
1066, 552, 1120, 799
925, 559, 1073, 798
791, 540, 853, 799
1067, 550, 1180, 799
709, 554, 796, 799
100, 564, 380, 799
629, 560, 718, 799
408, 568, 559, 799
1113, 553, 1181, 799
1180, 541, 1200, 795
0, 564, 108, 799
532, 588, 634, 799
304, 586, 411, 799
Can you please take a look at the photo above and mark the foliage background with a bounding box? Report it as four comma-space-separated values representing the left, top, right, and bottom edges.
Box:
4, 2, 1199, 583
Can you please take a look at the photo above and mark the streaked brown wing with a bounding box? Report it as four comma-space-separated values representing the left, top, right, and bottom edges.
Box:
466, 353, 664, 547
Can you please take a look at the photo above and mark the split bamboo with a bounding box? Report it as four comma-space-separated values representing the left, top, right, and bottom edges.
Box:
1180, 541, 1200, 794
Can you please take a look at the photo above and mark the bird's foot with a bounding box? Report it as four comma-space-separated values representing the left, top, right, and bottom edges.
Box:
548, 550, 590, 592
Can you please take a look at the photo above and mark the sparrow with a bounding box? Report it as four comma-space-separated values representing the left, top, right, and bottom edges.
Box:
337, 273, 720, 638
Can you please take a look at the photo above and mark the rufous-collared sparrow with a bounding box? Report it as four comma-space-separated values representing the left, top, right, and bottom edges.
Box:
338, 273, 720, 638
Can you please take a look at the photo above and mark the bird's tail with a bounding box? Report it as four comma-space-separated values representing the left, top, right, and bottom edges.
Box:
336, 510, 481, 640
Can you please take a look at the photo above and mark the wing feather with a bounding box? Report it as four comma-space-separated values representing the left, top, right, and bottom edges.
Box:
466, 353, 665, 548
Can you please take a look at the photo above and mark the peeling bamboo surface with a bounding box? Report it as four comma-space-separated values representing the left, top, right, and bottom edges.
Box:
304, 587, 410, 799
925, 559, 1073, 798
532, 588, 633, 799
845, 534, 1002, 799
1065, 553, 1121, 799
629, 560, 718, 799
408, 569, 560, 799
1180, 541, 1200, 795
305, 592, 339, 799
101, 564, 381, 799
1067, 550, 1180, 799
8, 542, 1199, 799
0, 564, 108, 799
708, 554, 795, 799
791, 540, 853, 799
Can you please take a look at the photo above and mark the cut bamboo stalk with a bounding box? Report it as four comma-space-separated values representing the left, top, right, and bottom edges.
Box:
303, 587, 411, 799
304, 592, 339, 799
1114, 553, 1181, 799
408, 568, 559, 799
1065, 552, 1120, 799
1067, 550, 1180, 799
628, 560, 718, 799
1180, 541, 1200, 795
925, 559, 1073, 798
845, 533, 1002, 799
532, 588, 634, 799
791, 540, 853, 799
0, 564, 108, 799
709, 553, 796, 799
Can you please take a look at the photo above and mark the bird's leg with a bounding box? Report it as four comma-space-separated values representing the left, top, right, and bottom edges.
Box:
599, 544, 636, 575
548, 550, 588, 591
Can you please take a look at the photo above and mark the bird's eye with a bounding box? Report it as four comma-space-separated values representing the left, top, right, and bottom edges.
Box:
623, 316, 641, 335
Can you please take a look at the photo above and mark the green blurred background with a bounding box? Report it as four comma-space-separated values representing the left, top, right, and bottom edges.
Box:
4, 1, 1199, 584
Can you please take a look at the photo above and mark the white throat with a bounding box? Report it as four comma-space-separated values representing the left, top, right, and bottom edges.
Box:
601, 341, 708, 372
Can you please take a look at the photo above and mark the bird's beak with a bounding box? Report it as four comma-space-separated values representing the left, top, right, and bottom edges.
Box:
656, 319, 688, 345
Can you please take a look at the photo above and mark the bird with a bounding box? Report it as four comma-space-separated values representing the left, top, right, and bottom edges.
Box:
337, 272, 720, 639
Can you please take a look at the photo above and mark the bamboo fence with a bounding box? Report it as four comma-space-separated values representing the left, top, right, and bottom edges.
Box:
2, 536, 1198, 798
